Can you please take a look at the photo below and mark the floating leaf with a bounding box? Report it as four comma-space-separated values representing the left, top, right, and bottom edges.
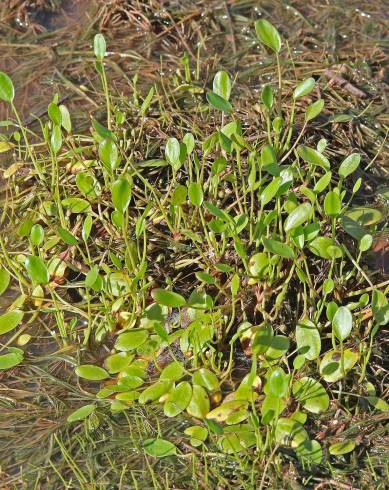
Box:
332, 306, 353, 341
207, 91, 232, 113
255, 19, 281, 53
115, 330, 148, 351
139, 380, 173, 404
262, 237, 295, 259
324, 190, 341, 217
183, 132, 195, 154
345, 206, 383, 227
296, 439, 323, 465
143, 438, 177, 458
76, 172, 99, 198
67, 404, 96, 423
0, 71, 15, 102
292, 377, 329, 414
94, 33, 106, 60
284, 203, 311, 232
184, 426, 208, 447
260, 177, 281, 206
193, 368, 219, 392
188, 182, 203, 207
25, 256, 49, 284
275, 417, 309, 448
295, 318, 321, 360
112, 177, 132, 213
293, 78, 315, 99
305, 99, 324, 121
265, 335, 290, 359
62, 197, 91, 214
359, 234, 373, 252
59, 104, 72, 132
320, 349, 359, 382
338, 153, 360, 179
75, 364, 109, 381
298, 145, 330, 170
57, 227, 78, 245
160, 361, 185, 382
30, 224, 44, 247
206, 400, 248, 423
164, 382, 192, 417
0, 351, 23, 370
329, 440, 356, 456
165, 137, 181, 170
51, 125, 62, 154
151, 288, 186, 308
308, 236, 334, 259
0, 310, 24, 335
105, 352, 133, 374
267, 367, 288, 397
248, 253, 269, 279
252, 325, 273, 354
186, 385, 210, 418
213, 71, 232, 101
261, 85, 273, 110
0, 269, 10, 296
99, 139, 118, 170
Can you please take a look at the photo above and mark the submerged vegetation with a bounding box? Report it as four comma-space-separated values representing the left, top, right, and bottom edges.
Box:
0, 1, 388, 488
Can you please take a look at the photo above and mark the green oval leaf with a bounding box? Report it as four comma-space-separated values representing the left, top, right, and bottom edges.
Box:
25, 255, 49, 284
99, 139, 118, 170
292, 377, 329, 414
143, 438, 177, 458
57, 227, 78, 245
188, 182, 203, 207
0, 352, 23, 370
268, 367, 288, 397
139, 380, 173, 404
75, 364, 109, 381
284, 203, 312, 232
67, 404, 96, 423
0, 268, 11, 296
112, 177, 132, 213
165, 137, 181, 170
193, 368, 220, 392
296, 318, 321, 360
151, 288, 186, 308
30, 224, 44, 247
0, 71, 15, 102
61, 197, 91, 214
94, 33, 106, 60
206, 91, 232, 113
0, 310, 24, 335
160, 361, 185, 382
255, 19, 281, 53
213, 71, 232, 101
298, 145, 330, 170
305, 99, 324, 122
260, 177, 281, 206
261, 85, 273, 110
293, 78, 315, 99
164, 382, 192, 417
339, 153, 360, 179
329, 440, 356, 456
324, 190, 341, 217
332, 306, 353, 341
308, 236, 334, 259
262, 237, 295, 259
186, 385, 210, 419
115, 330, 149, 351
320, 349, 359, 382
